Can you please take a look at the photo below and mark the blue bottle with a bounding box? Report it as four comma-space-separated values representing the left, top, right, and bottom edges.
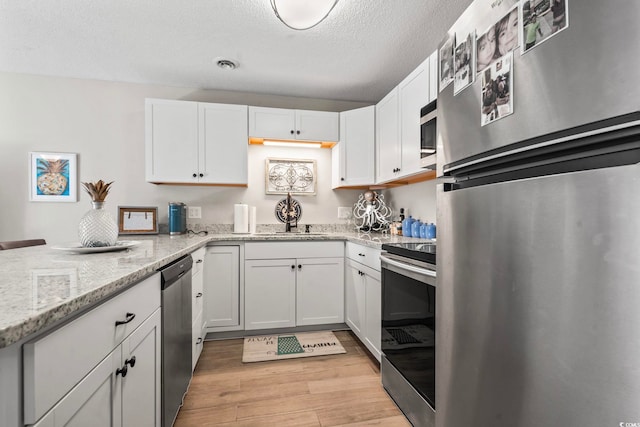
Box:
402, 216, 415, 237
426, 223, 437, 239
419, 223, 428, 239
411, 219, 423, 238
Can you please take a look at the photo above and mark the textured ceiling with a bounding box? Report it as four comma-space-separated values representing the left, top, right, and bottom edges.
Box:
0, 0, 471, 103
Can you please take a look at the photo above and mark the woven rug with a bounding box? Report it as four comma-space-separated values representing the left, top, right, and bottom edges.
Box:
242, 331, 346, 363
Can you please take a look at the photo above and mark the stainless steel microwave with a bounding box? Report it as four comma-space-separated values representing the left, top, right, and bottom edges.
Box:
420, 100, 437, 169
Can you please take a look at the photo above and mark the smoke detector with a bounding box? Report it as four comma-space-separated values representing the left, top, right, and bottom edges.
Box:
215, 58, 238, 70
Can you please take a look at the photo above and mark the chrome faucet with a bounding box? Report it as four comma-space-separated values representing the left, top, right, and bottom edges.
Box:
285, 192, 297, 232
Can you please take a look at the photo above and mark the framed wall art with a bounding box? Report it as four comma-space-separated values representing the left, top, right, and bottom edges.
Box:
118, 206, 159, 235
266, 158, 317, 195
29, 152, 77, 202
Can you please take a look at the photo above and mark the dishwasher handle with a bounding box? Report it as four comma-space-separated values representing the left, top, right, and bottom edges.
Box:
160, 254, 193, 290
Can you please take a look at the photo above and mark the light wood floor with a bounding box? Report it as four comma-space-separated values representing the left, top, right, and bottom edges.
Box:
174, 330, 411, 427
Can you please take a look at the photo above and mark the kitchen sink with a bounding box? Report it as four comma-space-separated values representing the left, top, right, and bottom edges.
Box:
253, 232, 328, 236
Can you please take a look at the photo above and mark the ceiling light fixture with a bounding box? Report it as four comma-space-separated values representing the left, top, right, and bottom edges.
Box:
270, 0, 339, 30
216, 59, 238, 70
262, 140, 322, 148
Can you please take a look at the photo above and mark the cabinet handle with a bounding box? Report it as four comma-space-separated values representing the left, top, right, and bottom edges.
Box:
115, 312, 136, 326
358, 253, 365, 257
291, 265, 295, 270
125, 356, 136, 368
196, 337, 203, 345
298, 264, 302, 269
193, 173, 197, 178
341, 177, 345, 181
196, 292, 203, 298
290, 130, 295, 134
296, 130, 300, 135
116, 365, 128, 377
199, 173, 204, 178
196, 259, 203, 263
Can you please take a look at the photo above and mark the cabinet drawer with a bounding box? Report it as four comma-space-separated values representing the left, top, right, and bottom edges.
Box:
23, 273, 161, 424
346, 242, 381, 272
191, 247, 206, 276
245, 241, 344, 260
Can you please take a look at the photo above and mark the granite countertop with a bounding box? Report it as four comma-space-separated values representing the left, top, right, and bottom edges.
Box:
0, 231, 431, 349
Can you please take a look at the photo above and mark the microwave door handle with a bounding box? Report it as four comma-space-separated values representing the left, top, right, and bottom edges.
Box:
380, 254, 437, 278
420, 110, 437, 125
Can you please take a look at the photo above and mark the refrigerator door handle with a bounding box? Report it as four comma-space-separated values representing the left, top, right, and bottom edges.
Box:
380, 254, 437, 278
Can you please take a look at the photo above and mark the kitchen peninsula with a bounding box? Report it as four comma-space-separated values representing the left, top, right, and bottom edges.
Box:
0, 231, 427, 427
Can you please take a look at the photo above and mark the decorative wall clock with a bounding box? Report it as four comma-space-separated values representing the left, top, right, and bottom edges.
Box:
274, 196, 302, 224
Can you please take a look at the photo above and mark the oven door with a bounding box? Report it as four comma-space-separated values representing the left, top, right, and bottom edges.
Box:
381, 253, 436, 409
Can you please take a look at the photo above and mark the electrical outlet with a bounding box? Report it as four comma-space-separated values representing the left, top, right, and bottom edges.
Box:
337, 206, 352, 219
188, 206, 202, 219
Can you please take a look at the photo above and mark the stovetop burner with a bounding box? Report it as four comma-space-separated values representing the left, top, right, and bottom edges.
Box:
382, 242, 436, 265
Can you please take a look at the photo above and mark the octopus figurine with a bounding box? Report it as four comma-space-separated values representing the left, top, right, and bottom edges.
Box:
352, 191, 393, 232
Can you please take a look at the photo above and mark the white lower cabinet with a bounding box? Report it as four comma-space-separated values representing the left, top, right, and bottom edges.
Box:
34, 309, 162, 427
204, 245, 241, 331
191, 247, 206, 370
345, 243, 382, 361
24, 274, 162, 427
244, 242, 344, 330
245, 258, 297, 330
296, 257, 344, 326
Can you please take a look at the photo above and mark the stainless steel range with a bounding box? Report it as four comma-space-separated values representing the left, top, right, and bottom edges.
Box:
380, 242, 436, 427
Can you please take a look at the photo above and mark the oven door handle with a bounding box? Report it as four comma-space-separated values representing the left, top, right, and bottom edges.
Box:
380, 254, 437, 278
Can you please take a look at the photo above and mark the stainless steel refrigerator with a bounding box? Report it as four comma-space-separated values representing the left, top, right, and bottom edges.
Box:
437, 1, 640, 426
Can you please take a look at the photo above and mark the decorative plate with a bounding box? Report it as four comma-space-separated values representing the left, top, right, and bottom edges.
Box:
274, 198, 302, 224
51, 240, 140, 254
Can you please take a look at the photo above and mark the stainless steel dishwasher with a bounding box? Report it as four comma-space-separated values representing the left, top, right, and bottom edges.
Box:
159, 254, 193, 427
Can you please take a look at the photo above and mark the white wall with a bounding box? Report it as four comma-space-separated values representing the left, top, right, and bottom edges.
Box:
0, 72, 369, 244
384, 180, 437, 224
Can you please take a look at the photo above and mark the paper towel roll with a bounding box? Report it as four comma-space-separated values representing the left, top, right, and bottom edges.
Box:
249, 206, 257, 234
234, 204, 249, 233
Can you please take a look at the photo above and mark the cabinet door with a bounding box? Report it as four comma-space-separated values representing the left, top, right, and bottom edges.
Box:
345, 259, 366, 338
399, 57, 430, 177
248, 106, 295, 140
429, 50, 439, 102
121, 309, 161, 427
296, 257, 345, 326
199, 103, 248, 184
364, 270, 382, 362
295, 110, 339, 142
376, 88, 400, 183
245, 259, 296, 330
192, 310, 205, 371
337, 106, 375, 186
145, 99, 199, 183
204, 246, 240, 329
33, 351, 121, 427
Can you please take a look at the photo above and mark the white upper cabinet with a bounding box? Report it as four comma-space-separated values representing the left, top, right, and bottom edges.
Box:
145, 99, 199, 183
145, 99, 248, 185
249, 106, 339, 142
399, 55, 431, 177
429, 50, 438, 103
376, 87, 401, 183
199, 103, 248, 184
375, 52, 436, 184
332, 106, 375, 188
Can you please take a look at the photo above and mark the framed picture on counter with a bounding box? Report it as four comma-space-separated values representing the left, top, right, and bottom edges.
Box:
118, 206, 159, 235
29, 152, 77, 202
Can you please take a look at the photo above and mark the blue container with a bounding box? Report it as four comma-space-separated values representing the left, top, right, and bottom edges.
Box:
168, 202, 187, 235
419, 223, 428, 239
402, 216, 415, 237
426, 223, 437, 239
411, 219, 423, 238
